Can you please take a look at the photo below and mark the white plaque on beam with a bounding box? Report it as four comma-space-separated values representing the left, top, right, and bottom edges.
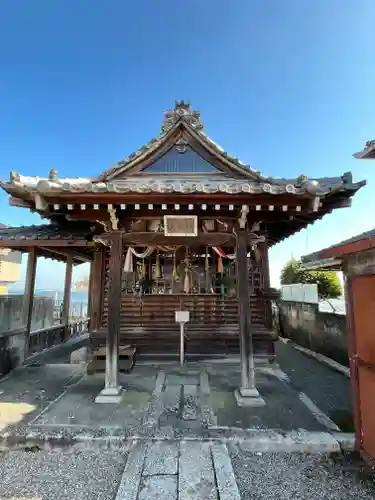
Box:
164, 215, 198, 237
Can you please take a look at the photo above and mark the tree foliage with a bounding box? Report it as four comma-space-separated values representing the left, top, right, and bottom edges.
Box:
280, 258, 342, 299
73, 277, 90, 290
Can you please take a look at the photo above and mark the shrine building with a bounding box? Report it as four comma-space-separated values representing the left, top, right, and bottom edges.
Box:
0, 101, 365, 404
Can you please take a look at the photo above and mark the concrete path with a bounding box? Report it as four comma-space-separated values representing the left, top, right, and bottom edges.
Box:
275, 340, 353, 431
0, 345, 355, 445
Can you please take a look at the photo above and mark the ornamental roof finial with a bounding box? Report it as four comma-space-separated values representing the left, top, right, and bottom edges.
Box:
162, 101, 204, 133
48, 169, 58, 181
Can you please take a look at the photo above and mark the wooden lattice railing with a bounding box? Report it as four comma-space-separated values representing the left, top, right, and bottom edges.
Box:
27, 318, 89, 356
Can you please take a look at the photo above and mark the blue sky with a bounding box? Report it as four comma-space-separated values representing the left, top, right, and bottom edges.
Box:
1, 0, 375, 290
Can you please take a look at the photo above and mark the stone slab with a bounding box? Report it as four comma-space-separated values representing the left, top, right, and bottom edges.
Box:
179, 441, 217, 500
153, 371, 166, 395
144, 393, 164, 427
236, 430, 341, 453
143, 441, 179, 476
115, 441, 147, 500
95, 386, 124, 404
211, 443, 241, 500
166, 374, 198, 386
138, 475, 177, 500
234, 389, 266, 407
163, 385, 181, 415
332, 432, 356, 451
199, 370, 211, 395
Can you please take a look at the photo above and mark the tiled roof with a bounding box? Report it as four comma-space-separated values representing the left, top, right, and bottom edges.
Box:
0, 102, 365, 200
353, 139, 375, 159
0, 172, 364, 198
0, 224, 89, 242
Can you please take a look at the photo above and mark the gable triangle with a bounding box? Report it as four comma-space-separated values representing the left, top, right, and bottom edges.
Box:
140, 143, 224, 175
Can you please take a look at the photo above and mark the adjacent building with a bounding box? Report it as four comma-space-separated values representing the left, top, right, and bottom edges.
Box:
0, 224, 22, 294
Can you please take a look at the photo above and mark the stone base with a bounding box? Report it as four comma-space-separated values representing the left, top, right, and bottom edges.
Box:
95, 386, 124, 404
234, 388, 265, 407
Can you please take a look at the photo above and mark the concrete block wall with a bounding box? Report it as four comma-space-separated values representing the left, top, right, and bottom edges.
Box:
278, 301, 348, 366
0, 295, 55, 375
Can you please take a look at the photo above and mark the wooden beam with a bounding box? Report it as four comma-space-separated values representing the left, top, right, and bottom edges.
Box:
39, 246, 91, 263
62, 205, 314, 224
122, 231, 236, 247
9, 196, 33, 209
49, 192, 314, 205
62, 255, 73, 340
22, 248, 37, 360
0, 240, 89, 248
34, 194, 48, 211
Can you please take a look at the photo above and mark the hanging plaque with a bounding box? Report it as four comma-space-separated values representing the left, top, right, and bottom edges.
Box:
164, 215, 198, 237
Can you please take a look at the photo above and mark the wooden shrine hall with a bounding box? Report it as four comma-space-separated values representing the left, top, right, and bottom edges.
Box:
0, 101, 365, 404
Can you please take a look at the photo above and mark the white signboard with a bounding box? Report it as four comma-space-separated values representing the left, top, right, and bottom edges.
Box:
281, 284, 318, 304
175, 310, 190, 323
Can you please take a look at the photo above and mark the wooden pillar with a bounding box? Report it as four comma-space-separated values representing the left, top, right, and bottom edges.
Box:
87, 261, 94, 321
262, 241, 271, 289
344, 275, 361, 450
262, 241, 273, 331
22, 248, 37, 361
62, 255, 73, 340
95, 231, 123, 403
234, 229, 265, 406
88, 249, 104, 332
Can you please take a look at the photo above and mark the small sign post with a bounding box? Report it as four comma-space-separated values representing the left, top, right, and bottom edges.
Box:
175, 310, 190, 366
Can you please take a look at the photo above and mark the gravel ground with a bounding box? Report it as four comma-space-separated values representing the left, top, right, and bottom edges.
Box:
229, 446, 375, 500
0, 449, 127, 500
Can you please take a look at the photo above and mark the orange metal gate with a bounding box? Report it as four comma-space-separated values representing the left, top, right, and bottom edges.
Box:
349, 275, 375, 463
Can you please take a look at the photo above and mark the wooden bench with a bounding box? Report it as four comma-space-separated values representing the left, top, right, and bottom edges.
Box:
87, 345, 136, 374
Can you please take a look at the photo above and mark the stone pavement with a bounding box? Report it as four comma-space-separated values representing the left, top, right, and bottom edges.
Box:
0, 359, 341, 441
0, 340, 370, 499
115, 440, 240, 500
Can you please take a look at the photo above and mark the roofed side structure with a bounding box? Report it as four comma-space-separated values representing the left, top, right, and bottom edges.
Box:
301, 228, 375, 271
0, 223, 95, 264
353, 139, 375, 160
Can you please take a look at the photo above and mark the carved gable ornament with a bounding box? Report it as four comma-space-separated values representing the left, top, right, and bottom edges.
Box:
162, 101, 204, 133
